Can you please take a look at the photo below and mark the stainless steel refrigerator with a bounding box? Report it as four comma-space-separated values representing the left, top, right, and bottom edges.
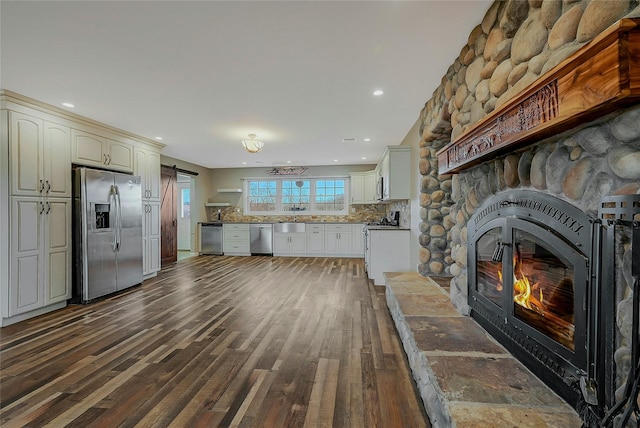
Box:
73, 166, 143, 303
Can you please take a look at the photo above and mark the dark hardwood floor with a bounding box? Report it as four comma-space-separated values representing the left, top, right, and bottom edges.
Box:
0, 256, 429, 427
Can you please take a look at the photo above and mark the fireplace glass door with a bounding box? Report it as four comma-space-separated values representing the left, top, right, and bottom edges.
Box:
510, 228, 575, 351
474, 218, 587, 358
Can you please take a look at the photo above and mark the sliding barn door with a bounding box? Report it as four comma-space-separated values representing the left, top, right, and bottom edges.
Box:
160, 165, 177, 265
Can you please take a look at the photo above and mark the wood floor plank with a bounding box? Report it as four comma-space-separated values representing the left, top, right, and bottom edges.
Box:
0, 256, 429, 427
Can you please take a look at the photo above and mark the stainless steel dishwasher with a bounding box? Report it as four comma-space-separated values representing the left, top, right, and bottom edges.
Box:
250, 223, 273, 255
200, 222, 223, 255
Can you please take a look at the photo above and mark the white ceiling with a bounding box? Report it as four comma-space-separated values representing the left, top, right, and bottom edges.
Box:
1, 0, 492, 169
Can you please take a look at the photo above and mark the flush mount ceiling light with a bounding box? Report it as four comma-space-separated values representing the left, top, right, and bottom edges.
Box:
242, 134, 264, 153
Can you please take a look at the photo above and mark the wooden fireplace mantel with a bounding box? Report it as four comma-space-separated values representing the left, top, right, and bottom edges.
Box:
436, 18, 640, 175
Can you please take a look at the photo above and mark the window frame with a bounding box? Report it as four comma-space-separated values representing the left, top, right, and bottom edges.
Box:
244, 176, 349, 216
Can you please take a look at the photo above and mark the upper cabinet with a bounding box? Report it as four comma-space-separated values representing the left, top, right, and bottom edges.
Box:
72, 129, 134, 172
350, 171, 377, 204
135, 147, 161, 201
9, 112, 71, 198
378, 146, 410, 202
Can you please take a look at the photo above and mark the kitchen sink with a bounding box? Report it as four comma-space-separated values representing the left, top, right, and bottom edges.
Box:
274, 222, 306, 233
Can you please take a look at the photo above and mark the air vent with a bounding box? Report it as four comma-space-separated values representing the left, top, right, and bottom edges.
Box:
342, 137, 356, 143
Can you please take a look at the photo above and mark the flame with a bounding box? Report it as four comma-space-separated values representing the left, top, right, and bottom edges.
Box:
497, 254, 545, 313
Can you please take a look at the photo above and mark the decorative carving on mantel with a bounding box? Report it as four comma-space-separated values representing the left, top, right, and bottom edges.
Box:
437, 18, 640, 175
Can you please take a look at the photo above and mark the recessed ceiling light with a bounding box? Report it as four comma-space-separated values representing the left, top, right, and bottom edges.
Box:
155, 136, 163, 141
362, 157, 367, 160
242, 162, 247, 165
286, 160, 292, 164
62, 102, 74, 108
373, 89, 384, 96
334, 159, 338, 162
363, 138, 371, 142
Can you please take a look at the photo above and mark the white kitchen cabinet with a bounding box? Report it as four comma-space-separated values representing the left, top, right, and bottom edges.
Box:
273, 233, 307, 256
351, 224, 365, 256
135, 147, 161, 201
9, 112, 71, 198
324, 224, 352, 255
2, 91, 166, 326
378, 146, 410, 202
223, 223, 250, 255
142, 201, 161, 276
366, 228, 410, 285
72, 129, 134, 172
135, 147, 162, 277
307, 224, 325, 254
349, 171, 377, 204
9, 196, 71, 316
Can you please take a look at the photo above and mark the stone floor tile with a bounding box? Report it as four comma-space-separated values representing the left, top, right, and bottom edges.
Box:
448, 403, 582, 427
408, 316, 508, 354
427, 355, 569, 406
395, 294, 460, 316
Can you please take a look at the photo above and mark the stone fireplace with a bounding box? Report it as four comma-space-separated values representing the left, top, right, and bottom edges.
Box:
416, 4, 640, 426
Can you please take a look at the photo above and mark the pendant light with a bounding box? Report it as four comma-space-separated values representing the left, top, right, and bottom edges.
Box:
242, 134, 264, 153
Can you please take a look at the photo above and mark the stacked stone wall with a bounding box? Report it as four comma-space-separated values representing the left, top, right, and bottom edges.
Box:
418, 0, 640, 277
417, 0, 640, 410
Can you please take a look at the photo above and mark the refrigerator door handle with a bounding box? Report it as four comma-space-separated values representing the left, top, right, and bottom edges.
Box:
110, 185, 118, 252
115, 185, 122, 252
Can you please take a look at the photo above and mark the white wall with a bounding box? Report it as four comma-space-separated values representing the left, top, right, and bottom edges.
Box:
400, 118, 422, 273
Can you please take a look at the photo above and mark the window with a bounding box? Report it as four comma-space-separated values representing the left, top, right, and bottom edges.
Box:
181, 188, 190, 218
248, 180, 277, 212
244, 177, 348, 215
315, 179, 345, 212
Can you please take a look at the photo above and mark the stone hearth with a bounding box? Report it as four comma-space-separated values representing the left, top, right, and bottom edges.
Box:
384, 272, 582, 428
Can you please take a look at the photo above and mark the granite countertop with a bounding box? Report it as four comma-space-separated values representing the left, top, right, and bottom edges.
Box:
366, 225, 409, 230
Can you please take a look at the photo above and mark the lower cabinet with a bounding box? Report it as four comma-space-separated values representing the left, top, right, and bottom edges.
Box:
306, 224, 325, 254
351, 224, 365, 256
143, 201, 161, 276
9, 196, 71, 318
366, 229, 410, 285
274, 233, 307, 256
223, 223, 250, 255
324, 224, 352, 255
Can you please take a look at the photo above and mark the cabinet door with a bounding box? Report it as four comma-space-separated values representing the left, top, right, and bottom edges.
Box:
106, 139, 134, 172
43, 122, 71, 198
307, 229, 324, 253
350, 174, 364, 204
325, 232, 339, 253
146, 202, 161, 274
273, 234, 290, 254
146, 151, 161, 201
45, 198, 71, 304
10, 197, 44, 315
351, 225, 365, 256
290, 234, 307, 253
337, 232, 352, 253
72, 130, 106, 167
10, 112, 43, 196
363, 172, 377, 204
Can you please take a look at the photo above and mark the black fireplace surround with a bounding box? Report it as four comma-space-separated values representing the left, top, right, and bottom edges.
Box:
468, 190, 607, 420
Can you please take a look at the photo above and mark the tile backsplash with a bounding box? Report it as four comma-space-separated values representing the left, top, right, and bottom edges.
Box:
206, 201, 410, 224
